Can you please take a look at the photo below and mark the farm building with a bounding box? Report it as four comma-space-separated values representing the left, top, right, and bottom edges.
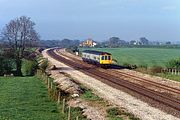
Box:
79, 39, 97, 47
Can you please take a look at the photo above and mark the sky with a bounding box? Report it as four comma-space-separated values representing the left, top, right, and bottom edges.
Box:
0, 0, 180, 42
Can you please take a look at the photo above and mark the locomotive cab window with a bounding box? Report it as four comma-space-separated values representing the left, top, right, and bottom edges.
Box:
101, 56, 104, 60
105, 56, 107, 60
108, 56, 111, 60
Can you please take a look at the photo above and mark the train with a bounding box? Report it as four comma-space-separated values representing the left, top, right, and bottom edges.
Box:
82, 50, 112, 67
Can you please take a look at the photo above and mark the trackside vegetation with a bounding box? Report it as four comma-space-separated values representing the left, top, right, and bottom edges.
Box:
80, 85, 140, 120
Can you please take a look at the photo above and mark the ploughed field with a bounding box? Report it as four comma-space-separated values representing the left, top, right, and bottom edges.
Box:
80, 48, 180, 67
0, 77, 61, 120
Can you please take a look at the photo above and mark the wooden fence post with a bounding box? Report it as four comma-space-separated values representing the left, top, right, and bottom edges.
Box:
44, 73, 46, 80
46, 77, 48, 84
62, 99, 65, 114
57, 91, 61, 104
68, 106, 71, 120
48, 79, 50, 89
168, 69, 171, 74
51, 82, 53, 90
171, 69, 173, 75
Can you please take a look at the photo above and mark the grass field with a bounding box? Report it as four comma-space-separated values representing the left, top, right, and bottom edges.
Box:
0, 77, 61, 120
80, 48, 180, 67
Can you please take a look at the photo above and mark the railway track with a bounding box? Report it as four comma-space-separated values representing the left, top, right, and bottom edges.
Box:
110, 70, 180, 94
56, 49, 180, 96
47, 48, 180, 113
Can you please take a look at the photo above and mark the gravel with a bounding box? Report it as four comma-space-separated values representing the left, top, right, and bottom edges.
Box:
43, 48, 180, 120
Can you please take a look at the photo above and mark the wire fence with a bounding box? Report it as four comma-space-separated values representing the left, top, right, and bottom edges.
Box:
36, 69, 80, 120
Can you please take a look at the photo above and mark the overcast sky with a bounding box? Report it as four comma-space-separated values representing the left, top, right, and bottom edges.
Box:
0, 0, 180, 42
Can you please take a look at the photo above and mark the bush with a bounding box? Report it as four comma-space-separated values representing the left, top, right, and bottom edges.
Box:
38, 58, 49, 72
123, 63, 137, 69
106, 107, 119, 116
112, 59, 118, 64
138, 64, 148, 69
150, 66, 163, 74
22, 60, 38, 76
166, 58, 180, 69
0, 56, 14, 75
81, 90, 101, 101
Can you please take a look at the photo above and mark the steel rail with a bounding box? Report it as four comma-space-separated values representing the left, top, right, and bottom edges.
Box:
56, 49, 180, 95
47, 48, 180, 111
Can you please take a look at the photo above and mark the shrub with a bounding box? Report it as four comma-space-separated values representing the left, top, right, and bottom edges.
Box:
123, 63, 137, 69
106, 107, 119, 116
38, 58, 49, 72
138, 64, 148, 69
22, 60, 38, 76
150, 66, 163, 74
81, 90, 101, 101
166, 58, 180, 69
112, 59, 118, 64
123, 63, 129, 67
0, 56, 14, 75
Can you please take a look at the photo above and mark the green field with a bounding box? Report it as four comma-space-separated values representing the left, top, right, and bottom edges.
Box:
80, 48, 180, 67
0, 77, 61, 120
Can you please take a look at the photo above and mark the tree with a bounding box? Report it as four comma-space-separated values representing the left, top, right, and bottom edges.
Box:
108, 37, 120, 47
165, 41, 171, 45
140, 37, 149, 45
1, 16, 40, 76
0, 51, 14, 75
129, 40, 136, 45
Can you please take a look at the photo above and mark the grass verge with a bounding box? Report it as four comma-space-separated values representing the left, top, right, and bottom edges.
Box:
158, 73, 180, 82
0, 76, 61, 120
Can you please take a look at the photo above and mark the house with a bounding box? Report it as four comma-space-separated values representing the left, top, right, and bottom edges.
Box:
79, 39, 97, 47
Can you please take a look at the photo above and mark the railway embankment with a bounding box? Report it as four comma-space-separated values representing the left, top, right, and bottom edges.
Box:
42, 48, 180, 120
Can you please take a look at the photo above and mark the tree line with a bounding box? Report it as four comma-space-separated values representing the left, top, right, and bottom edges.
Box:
40, 36, 177, 49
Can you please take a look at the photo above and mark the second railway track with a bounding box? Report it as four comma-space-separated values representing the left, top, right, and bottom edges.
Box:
47, 48, 180, 115
56, 49, 180, 96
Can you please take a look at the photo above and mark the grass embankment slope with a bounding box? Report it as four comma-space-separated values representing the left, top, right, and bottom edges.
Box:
0, 77, 61, 120
80, 48, 180, 67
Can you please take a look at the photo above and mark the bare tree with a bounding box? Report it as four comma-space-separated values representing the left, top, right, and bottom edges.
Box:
1, 16, 40, 76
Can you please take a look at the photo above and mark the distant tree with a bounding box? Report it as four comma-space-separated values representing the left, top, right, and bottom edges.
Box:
129, 40, 136, 45
140, 37, 149, 45
108, 37, 120, 47
107, 37, 127, 47
1, 16, 40, 76
119, 39, 127, 45
165, 41, 171, 45
60, 39, 80, 48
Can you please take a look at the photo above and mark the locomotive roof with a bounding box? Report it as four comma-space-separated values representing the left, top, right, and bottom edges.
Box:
82, 50, 111, 55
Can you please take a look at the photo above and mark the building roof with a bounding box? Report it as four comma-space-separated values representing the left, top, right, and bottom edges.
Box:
82, 50, 111, 55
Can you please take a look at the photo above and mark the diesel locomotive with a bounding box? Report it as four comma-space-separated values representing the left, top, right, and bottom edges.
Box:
82, 50, 112, 67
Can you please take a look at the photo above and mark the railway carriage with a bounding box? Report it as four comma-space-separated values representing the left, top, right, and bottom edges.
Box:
82, 50, 112, 67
